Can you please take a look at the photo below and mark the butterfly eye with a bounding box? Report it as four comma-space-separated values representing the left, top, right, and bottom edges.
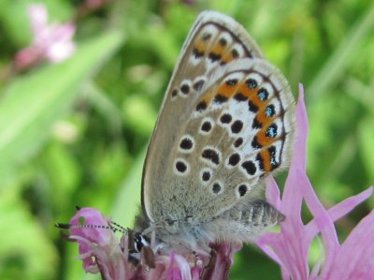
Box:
133, 233, 149, 252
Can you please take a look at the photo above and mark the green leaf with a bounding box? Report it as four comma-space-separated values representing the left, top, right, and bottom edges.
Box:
111, 146, 146, 228
308, 3, 374, 100
358, 116, 374, 182
0, 191, 57, 279
0, 31, 124, 188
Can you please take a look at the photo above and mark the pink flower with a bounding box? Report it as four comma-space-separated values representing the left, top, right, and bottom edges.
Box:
14, 4, 75, 70
64, 208, 239, 280
256, 84, 374, 280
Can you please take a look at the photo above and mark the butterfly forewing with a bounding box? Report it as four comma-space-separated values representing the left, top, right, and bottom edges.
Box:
142, 12, 264, 221
141, 11, 295, 240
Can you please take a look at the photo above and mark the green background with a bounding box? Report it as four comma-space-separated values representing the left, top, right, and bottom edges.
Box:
0, 0, 373, 279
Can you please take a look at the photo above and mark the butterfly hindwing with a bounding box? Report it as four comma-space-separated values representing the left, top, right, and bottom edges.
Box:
166, 59, 294, 221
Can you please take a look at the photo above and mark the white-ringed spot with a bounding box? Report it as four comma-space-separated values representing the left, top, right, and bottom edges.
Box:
200, 167, 213, 185
200, 117, 214, 134
201, 146, 221, 166
236, 183, 250, 198
211, 180, 224, 195
178, 135, 195, 153
174, 158, 189, 175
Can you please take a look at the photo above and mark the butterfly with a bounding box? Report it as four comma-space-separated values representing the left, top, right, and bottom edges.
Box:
134, 11, 295, 253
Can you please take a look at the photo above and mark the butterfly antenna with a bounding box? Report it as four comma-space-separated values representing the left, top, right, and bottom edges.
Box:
55, 222, 122, 232
108, 221, 128, 234
55, 220, 129, 235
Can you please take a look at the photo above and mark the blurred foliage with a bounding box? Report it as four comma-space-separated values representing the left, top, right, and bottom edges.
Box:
0, 0, 373, 279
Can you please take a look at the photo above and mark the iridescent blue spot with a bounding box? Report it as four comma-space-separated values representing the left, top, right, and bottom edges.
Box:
246, 78, 258, 89
258, 88, 269, 101
268, 146, 279, 169
271, 156, 278, 166
266, 124, 278, 138
265, 104, 275, 117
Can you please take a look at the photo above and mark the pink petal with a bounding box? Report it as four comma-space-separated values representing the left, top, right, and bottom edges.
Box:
281, 84, 308, 219
294, 83, 308, 172
166, 252, 183, 280
326, 211, 374, 280
28, 4, 48, 34
299, 171, 339, 277
256, 84, 373, 280
256, 233, 283, 265
47, 41, 75, 62
259, 85, 311, 279
305, 186, 373, 237
201, 243, 241, 280
70, 207, 113, 246
265, 176, 282, 210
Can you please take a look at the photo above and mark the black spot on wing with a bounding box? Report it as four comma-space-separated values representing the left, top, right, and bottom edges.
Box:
231, 120, 243, 134
228, 153, 240, 166
241, 161, 257, 176
196, 101, 207, 112
180, 137, 193, 150
220, 113, 232, 124
202, 148, 220, 165
201, 121, 212, 132
175, 161, 187, 173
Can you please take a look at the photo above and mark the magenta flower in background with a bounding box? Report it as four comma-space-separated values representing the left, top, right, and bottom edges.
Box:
14, 4, 75, 71
62, 85, 373, 279
256, 84, 373, 280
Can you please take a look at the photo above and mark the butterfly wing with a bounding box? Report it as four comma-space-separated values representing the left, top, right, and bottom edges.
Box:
141, 11, 294, 235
